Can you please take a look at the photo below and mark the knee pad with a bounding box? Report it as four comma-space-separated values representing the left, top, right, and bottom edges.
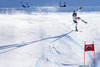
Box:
77, 17, 80, 20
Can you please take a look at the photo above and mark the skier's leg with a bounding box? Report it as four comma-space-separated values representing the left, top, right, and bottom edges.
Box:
73, 20, 78, 31
77, 17, 82, 21
75, 23, 78, 31
77, 17, 87, 24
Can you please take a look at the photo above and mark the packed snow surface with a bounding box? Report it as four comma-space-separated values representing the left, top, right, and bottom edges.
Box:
0, 10, 100, 67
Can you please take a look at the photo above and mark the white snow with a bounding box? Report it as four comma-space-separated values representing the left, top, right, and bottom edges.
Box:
0, 11, 100, 67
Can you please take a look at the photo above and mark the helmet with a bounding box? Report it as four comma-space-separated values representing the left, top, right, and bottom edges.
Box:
73, 10, 76, 13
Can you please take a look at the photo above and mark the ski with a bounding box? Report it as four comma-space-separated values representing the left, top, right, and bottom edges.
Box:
72, 30, 82, 32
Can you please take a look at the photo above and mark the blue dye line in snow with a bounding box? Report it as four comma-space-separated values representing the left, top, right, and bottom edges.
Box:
35, 54, 44, 67
66, 35, 83, 49
65, 35, 97, 67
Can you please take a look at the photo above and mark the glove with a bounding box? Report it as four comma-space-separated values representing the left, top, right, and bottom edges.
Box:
79, 6, 82, 9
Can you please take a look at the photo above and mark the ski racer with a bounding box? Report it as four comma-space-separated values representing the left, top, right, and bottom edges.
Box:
72, 6, 87, 31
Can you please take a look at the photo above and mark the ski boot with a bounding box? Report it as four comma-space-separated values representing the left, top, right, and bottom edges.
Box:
82, 20, 87, 24
75, 29, 78, 31
84, 21, 87, 24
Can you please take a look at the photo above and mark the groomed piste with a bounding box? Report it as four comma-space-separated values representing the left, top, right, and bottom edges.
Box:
0, 10, 100, 67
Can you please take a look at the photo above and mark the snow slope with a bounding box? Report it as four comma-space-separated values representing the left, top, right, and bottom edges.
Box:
0, 10, 100, 67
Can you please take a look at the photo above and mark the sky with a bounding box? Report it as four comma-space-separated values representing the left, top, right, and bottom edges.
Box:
0, 0, 100, 8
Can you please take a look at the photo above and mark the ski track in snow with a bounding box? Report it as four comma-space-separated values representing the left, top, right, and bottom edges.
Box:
0, 30, 86, 67
65, 35, 97, 67
34, 31, 96, 67
0, 11, 100, 67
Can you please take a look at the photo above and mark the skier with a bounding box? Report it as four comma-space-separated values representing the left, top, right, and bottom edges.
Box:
72, 6, 87, 31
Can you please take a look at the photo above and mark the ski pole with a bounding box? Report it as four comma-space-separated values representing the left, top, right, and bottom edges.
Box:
68, 23, 75, 27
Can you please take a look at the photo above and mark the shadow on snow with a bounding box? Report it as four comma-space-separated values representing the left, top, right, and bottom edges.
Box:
0, 30, 73, 54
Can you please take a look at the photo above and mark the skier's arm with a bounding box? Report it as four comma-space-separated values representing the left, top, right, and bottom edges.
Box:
77, 6, 82, 12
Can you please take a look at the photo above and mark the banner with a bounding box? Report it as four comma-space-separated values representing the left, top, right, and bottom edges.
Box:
85, 44, 94, 51
84, 41, 96, 66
